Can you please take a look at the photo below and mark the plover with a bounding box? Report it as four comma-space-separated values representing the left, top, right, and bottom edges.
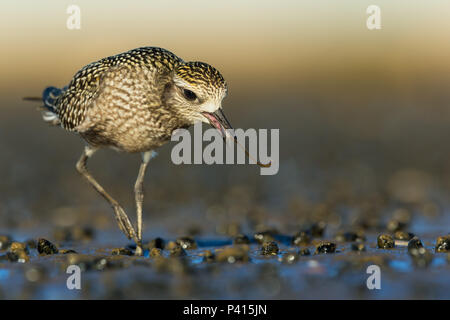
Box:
29, 47, 238, 255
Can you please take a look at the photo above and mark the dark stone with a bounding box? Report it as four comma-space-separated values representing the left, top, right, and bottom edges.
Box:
315, 241, 336, 254
37, 238, 59, 255
377, 234, 395, 249
407, 237, 423, 253
176, 236, 197, 250
149, 248, 162, 258
435, 235, 450, 253
6, 252, 18, 262
111, 248, 133, 256
261, 241, 279, 255
169, 245, 187, 257
10, 242, 29, 254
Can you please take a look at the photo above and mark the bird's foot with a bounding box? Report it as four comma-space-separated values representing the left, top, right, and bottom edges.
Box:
134, 245, 144, 256
113, 205, 138, 241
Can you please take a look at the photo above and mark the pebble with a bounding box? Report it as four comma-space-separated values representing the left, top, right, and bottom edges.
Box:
176, 236, 197, 250
169, 244, 187, 257
10, 242, 29, 254
315, 241, 336, 254
6, 251, 29, 263
37, 238, 59, 255
8, 242, 30, 263
111, 248, 133, 256
377, 234, 395, 249
261, 241, 279, 256
5, 252, 18, 262
435, 235, 450, 253
150, 248, 163, 258
407, 237, 423, 253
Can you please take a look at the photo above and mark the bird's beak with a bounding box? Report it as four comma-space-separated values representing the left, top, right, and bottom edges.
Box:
201, 109, 272, 168
202, 109, 234, 140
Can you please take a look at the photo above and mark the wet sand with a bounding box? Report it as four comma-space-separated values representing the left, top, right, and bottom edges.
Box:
0, 103, 449, 299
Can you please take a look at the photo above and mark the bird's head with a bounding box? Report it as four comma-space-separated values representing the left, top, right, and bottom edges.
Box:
164, 60, 271, 169
165, 61, 232, 137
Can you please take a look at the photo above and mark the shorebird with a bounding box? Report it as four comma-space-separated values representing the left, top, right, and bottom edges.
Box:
27, 47, 237, 256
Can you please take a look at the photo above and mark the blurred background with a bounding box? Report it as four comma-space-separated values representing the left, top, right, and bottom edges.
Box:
1, 0, 450, 242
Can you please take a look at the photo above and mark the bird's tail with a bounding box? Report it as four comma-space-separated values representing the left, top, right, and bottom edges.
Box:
24, 86, 64, 126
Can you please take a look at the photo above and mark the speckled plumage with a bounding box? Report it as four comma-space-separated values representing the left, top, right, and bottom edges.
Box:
52, 48, 175, 152
38, 46, 231, 255
47, 46, 227, 152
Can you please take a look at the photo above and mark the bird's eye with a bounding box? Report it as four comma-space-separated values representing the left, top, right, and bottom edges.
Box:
183, 89, 197, 101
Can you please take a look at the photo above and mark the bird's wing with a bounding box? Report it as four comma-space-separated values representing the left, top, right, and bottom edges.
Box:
56, 47, 182, 132
94, 62, 172, 113
56, 61, 109, 131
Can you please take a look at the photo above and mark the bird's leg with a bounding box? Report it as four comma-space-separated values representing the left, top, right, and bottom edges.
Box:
133, 151, 152, 256
76, 145, 139, 245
